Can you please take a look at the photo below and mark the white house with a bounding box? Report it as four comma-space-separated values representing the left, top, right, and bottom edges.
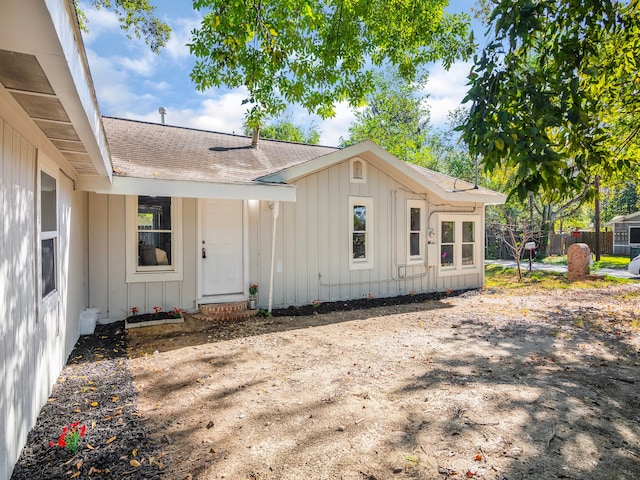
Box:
0, 1, 110, 478
0, 1, 505, 478
81, 117, 506, 321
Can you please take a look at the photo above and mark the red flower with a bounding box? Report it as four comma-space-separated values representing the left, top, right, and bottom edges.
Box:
49, 441, 54, 448
80, 425, 86, 437
58, 437, 66, 447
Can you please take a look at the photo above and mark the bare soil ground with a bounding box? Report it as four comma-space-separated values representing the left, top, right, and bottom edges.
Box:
127, 283, 640, 480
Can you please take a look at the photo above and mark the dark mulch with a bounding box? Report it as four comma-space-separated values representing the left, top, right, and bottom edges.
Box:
270, 289, 470, 316
11, 322, 166, 480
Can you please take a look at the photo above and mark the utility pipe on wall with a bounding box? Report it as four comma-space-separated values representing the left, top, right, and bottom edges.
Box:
267, 201, 280, 313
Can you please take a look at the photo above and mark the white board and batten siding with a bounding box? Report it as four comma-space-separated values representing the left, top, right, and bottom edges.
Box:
88, 194, 198, 321
0, 115, 89, 480
256, 158, 485, 309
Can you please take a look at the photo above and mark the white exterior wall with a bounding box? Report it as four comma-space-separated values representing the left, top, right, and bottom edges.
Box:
88, 194, 198, 320
0, 116, 88, 480
255, 158, 484, 309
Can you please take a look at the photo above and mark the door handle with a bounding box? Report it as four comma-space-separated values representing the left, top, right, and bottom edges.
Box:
202, 247, 207, 259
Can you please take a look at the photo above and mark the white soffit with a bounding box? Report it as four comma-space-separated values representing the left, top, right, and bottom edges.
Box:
0, 0, 111, 179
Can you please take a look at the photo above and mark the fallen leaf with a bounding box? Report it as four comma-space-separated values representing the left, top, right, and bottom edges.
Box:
73, 409, 81, 413
111, 396, 119, 402
70, 472, 81, 478
76, 460, 83, 469
91, 401, 98, 407
466, 471, 476, 477
105, 436, 116, 445
130, 460, 141, 467
47, 398, 57, 402
132, 448, 138, 457
86, 444, 95, 450
474, 454, 483, 461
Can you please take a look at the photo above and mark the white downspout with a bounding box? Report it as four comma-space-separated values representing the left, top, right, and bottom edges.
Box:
268, 201, 280, 313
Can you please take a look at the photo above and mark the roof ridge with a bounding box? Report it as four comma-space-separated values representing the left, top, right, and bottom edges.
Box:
102, 115, 339, 150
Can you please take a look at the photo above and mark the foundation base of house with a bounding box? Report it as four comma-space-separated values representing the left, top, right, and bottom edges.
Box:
194, 301, 258, 322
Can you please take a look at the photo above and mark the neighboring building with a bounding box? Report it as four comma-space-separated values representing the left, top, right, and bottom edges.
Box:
0, 2, 505, 478
605, 211, 640, 257
0, 1, 111, 478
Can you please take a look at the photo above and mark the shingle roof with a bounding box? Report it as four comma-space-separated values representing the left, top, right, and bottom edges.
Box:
406, 162, 499, 198
102, 116, 338, 184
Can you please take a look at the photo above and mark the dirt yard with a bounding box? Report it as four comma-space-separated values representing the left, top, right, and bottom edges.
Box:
127, 284, 640, 480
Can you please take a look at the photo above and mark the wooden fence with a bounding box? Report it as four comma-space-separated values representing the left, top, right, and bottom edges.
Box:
486, 228, 613, 259
548, 232, 613, 256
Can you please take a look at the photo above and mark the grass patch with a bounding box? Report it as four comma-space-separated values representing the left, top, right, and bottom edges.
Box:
542, 254, 630, 269
484, 263, 634, 289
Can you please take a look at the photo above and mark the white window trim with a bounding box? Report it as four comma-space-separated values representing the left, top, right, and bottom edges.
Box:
349, 196, 374, 270
126, 195, 183, 283
436, 214, 481, 277
37, 158, 60, 315
350, 157, 367, 183
407, 200, 425, 265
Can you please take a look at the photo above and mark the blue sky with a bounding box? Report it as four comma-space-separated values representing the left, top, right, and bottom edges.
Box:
80, 0, 484, 146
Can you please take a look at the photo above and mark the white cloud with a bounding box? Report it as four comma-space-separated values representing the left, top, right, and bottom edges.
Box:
316, 102, 356, 147
117, 55, 157, 77
165, 17, 201, 61
77, 2, 120, 44
424, 61, 473, 127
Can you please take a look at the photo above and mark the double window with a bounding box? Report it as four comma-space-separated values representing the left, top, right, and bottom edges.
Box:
349, 196, 374, 270
126, 195, 182, 282
438, 215, 480, 274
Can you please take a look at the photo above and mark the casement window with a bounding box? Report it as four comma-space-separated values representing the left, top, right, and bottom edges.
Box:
407, 200, 425, 264
437, 215, 481, 275
349, 196, 374, 270
350, 157, 366, 183
126, 195, 182, 282
40, 170, 57, 298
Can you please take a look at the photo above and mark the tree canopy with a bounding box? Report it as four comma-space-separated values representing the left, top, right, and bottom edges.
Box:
339, 72, 431, 163
243, 117, 321, 144
461, 0, 640, 202
75, 0, 170, 53
188, 0, 473, 127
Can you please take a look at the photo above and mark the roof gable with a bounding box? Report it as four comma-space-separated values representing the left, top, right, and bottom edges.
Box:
604, 211, 640, 226
260, 140, 506, 205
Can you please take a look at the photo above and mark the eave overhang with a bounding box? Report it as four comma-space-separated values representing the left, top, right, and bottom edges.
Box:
78, 175, 297, 202
0, 0, 111, 179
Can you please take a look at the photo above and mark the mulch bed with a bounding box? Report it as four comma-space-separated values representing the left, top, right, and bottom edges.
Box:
270, 289, 469, 316
11, 322, 167, 480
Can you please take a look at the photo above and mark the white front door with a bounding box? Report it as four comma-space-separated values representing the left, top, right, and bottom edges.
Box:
200, 199, 244, 297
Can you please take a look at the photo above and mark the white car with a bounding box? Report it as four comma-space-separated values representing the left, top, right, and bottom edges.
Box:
629, 254, 640, 275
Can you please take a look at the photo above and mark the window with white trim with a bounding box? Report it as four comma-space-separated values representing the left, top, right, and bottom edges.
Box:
126, 196, 183, 282
40, 171, 57, 298
407, 200, 425, 263
437, 215, 481, 275
349, 196, 374, 270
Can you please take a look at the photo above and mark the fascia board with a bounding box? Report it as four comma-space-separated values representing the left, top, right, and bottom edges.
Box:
78, 175, 297, 202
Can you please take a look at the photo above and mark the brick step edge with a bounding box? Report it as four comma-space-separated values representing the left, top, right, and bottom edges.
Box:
190, 309, 257, 322
199, 301, 251, 316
